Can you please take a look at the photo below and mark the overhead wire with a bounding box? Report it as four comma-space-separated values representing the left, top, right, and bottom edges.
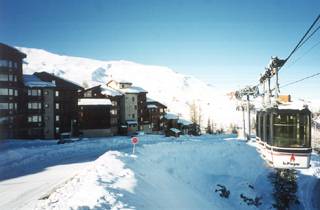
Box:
276, 15, 320, 90
240, 15, 320, 95
257, 14, 320, 93
285, 38, 320, 69
280, 72, 320, 88
295, 24, 320, 52
282, 14, 320, 66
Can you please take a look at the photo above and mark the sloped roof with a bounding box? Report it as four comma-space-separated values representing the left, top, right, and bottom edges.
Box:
23, 74, 56, 88
100, 85, 123, 96
0, 43, 26, 58
277, 100, 309, 111
177, 119, 193, 126
163, 113, 179, 120
147, 104, 158, 109
34, 72, 83, 90
106, 79, 132, 86
121, 86, 147, 94
170, 128, 181, 133
78, 98, 112, 106
147, 98, 156, 102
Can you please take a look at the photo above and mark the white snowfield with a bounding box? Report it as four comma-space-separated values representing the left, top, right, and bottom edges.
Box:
1, 135, 320, 210
17, 47, 242, 128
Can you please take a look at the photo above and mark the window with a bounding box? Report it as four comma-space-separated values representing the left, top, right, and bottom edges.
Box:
0, 74, 8, 81
132, 97, 135, 102
272, 113, 310, 148
8, 103, 17, 110
55, 103, 60, 109
55, 115, 60, 121
132, 114, 135, 118
28, 102, 42, 109
0, 88, 8, 95
134, 105, 137, 110
0, 103, 8, 110
14, 62, 17, 68
55, 127, 60, 133
112, 101, 117, 106
111, 118, 118, 124
0, 88, 16, 96
111, 109, 117, 115
259, 113, 264, 140
84, 91, 92, 97
8, 75, 17, 82
28, 89, 41, 96
28, 115, 42, 123
265, 114, 271, 144
8, 61, 12, 68
55, 91, 59, 97
0, 59, 8, 67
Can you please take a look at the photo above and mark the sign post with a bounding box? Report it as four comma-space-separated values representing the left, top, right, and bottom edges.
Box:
131, 137, 139, 155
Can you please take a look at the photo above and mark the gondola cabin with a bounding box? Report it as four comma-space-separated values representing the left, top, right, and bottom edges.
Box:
256, 107, 311, 169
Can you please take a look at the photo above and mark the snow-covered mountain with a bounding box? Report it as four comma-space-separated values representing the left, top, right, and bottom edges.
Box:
18, 47, 242, 129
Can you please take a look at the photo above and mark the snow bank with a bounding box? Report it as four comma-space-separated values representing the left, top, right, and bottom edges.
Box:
35, 136, 274, 210
35, 151, 137, 210
2, 135, 319, 210
0, 135, 171, 181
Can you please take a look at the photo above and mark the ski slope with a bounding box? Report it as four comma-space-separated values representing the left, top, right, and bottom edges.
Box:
1, 135, 320, 210
17, 47, 242, 129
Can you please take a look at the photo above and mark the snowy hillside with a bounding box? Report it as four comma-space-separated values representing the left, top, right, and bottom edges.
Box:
17, 47, 241, 129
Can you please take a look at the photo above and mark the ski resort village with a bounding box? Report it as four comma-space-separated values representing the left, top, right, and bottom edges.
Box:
1, 1, 320, 210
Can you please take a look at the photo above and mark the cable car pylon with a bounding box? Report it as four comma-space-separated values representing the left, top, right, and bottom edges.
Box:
234, 86, 259, 141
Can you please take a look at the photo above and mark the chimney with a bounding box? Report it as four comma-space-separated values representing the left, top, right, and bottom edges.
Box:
277, 95, 291, 103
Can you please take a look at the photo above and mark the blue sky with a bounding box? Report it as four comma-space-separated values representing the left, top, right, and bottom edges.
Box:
1, 0, 320, 100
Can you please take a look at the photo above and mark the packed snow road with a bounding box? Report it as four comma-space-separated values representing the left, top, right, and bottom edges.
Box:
1, 135, 320, 210
0, 136, 172, 210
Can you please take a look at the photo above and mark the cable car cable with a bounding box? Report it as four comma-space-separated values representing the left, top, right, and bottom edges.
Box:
280, 72, 320, 88
283, 38, 320, 70
295, 24, 320, 52
283, 14, 320, 65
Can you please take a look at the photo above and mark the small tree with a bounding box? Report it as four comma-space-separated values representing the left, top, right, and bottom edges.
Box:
198, 105, 202, 129
190, 100, 198, 124
206, 118, 213, 134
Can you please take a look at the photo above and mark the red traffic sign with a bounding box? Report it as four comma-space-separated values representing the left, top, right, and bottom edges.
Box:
131, 137, 139, 144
